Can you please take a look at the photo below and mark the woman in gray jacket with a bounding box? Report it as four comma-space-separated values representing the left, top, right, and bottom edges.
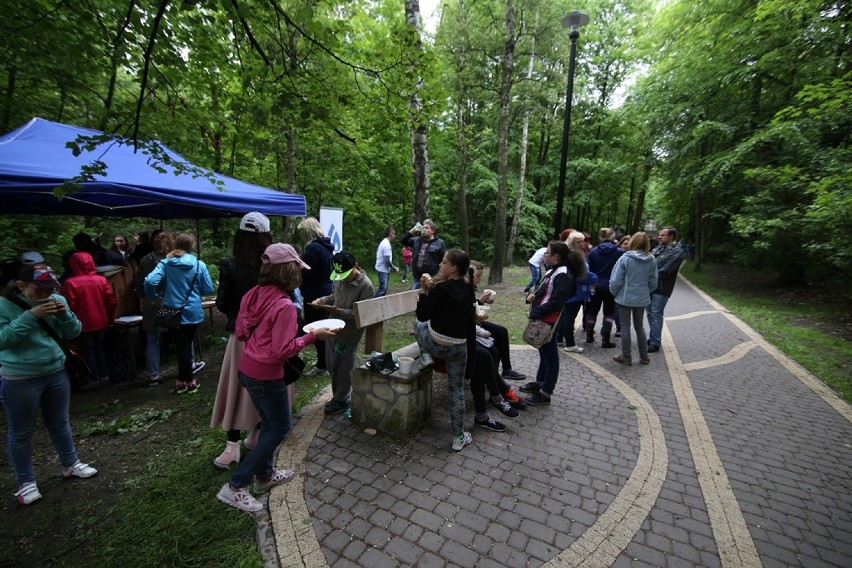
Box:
609, 233, 658, 366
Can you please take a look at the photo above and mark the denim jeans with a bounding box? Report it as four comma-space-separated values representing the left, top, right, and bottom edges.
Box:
374, 271, 389, 298
647, 293, 670, 347
556, 301, 583, 347
524, 264, 542, 293
79, 329, 109, 380
0, 369, 79, 485
146, 330, 161, 377
414, 321, 467, 437
229, 372, 292, 488
534, 333, 560, 397
620, 305, 648, 358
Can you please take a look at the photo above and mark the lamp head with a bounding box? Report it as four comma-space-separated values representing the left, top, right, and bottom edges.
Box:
562, 11, 590, 32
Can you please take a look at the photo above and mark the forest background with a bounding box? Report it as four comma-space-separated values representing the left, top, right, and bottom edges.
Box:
0, 0, 849, 287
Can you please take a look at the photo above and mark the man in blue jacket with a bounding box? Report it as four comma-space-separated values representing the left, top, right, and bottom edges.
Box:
647, 227, 685, 353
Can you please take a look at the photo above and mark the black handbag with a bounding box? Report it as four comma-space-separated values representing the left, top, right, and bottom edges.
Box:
155, 304, 184, 330
156, 260, 199, 330
284, 355, 306, 385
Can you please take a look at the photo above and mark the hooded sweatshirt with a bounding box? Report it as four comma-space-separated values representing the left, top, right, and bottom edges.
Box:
587, 241, 624, 288
314, 270, 375, 345
236, 285, 316, 380
144, 253, 215, 325
300, 237, 335, 302
609, 251, 659, 308
61, 252, 117, 332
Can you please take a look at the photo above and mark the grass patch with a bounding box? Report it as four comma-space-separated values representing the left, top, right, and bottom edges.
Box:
683, 263, 851, 402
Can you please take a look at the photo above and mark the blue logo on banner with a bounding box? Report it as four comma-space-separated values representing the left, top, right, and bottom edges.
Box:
329, 223, 342, 252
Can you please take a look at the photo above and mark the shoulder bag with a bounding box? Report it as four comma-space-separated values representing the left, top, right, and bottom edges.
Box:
522, 269, 566, 349
9, 295, 91, 389
156, 259, 199, 330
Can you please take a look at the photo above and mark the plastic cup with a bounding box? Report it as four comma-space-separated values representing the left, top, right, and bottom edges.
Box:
398, 356, 414, 374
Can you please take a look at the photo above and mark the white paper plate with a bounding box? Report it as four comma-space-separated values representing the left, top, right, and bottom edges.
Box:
303, 318, 345, 333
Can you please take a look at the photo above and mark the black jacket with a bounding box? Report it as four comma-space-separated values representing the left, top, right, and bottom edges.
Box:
216, 257, 262, 332
400, 232, 447, 281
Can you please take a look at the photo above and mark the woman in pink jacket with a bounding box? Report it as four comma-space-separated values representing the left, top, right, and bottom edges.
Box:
61, 252, 116, 390
216, 244, 337, 513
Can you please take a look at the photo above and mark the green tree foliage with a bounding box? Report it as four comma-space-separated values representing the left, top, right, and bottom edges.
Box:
0, 0, 847, 287
633, 0, 849, 281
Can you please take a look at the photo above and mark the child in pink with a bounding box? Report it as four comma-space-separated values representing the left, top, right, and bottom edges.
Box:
216, 244, 336, 513
401, 245, 413, 283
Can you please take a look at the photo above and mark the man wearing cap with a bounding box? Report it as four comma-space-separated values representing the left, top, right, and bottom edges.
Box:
310, 251, 375, 415
399, 219, 447, 290
20, 251, 46, 265
373, 227, 398, 298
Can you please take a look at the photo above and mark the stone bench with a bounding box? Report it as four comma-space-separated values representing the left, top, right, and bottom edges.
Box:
350, 291, 433, 437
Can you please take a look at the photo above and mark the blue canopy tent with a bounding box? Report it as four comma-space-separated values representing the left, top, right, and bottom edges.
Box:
0, 118, 306, 219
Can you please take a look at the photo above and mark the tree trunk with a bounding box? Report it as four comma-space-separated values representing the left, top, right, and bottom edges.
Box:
508, 10, 537, 266
456, 0, 470, 253
489, 0, 515, 285
405, 0, 431, 224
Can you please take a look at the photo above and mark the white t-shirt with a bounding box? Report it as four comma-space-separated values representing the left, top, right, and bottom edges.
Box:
375, 238, 393, 272
528, 247, 547, 267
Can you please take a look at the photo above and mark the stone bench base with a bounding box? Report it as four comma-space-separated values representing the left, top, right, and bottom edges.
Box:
350, 344, 432, 438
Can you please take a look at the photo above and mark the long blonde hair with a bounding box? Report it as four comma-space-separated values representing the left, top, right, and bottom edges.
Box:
628, 232, 651, 254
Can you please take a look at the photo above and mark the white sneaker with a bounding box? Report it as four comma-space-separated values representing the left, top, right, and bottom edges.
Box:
15, 482, 42, 505
254, 468, 295, 493
563, 345, 584, 353
217, 483, 262, 512
62, 461, 98, 479
302, 367, 327, 378
452, 431, 472, 451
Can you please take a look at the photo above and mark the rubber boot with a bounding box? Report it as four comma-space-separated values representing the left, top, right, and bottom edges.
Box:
244, 428, 260, 449
213, 441, 240, 469
601, 333, 616, 348
585, 329, 595, 344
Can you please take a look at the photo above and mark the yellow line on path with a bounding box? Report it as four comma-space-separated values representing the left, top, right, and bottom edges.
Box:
270, 389, 332, 568
679, 276, 852, 423
545, 356, 668, 567
683, 341, 757, 371
662, 323, 763, 568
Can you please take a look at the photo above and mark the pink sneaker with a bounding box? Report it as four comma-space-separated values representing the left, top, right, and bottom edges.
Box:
213, 442, 240, 469
253, 469, 295, 493
217, 483, 262, 513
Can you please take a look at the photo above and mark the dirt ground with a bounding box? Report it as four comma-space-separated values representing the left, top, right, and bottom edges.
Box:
0, 266, 848, 566
0, 313, 229, 567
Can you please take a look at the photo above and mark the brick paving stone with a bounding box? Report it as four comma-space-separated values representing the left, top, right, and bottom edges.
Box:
384, 535, 425, 565
282, 279, 852, 568
438, 539, 479, 567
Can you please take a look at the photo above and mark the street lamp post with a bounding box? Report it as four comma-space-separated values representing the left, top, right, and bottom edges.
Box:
553, 10, 590, 239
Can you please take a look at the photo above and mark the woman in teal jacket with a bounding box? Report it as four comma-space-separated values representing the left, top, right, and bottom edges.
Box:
0, 263, 97, 506
144, 233, 215, 394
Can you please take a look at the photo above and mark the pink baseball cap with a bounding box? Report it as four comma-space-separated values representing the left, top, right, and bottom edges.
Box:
262, 243, 310, 269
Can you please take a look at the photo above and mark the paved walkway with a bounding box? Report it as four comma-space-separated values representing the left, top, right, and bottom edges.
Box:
265, 276, 852, 567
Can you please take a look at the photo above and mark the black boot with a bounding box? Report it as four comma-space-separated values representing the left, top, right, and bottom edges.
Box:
585, 329, 595, 344
601, 333, 616, 348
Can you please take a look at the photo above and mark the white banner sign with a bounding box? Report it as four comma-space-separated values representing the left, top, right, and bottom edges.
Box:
319, 206, 344, 253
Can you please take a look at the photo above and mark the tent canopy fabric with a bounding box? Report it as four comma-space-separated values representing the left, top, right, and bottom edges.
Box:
0, 118, 306, 219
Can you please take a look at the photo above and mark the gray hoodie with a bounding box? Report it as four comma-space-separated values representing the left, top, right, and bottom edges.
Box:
609, 251, 659, 308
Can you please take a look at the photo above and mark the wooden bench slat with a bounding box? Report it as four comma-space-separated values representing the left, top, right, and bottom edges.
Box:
353, 289, 419, 328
